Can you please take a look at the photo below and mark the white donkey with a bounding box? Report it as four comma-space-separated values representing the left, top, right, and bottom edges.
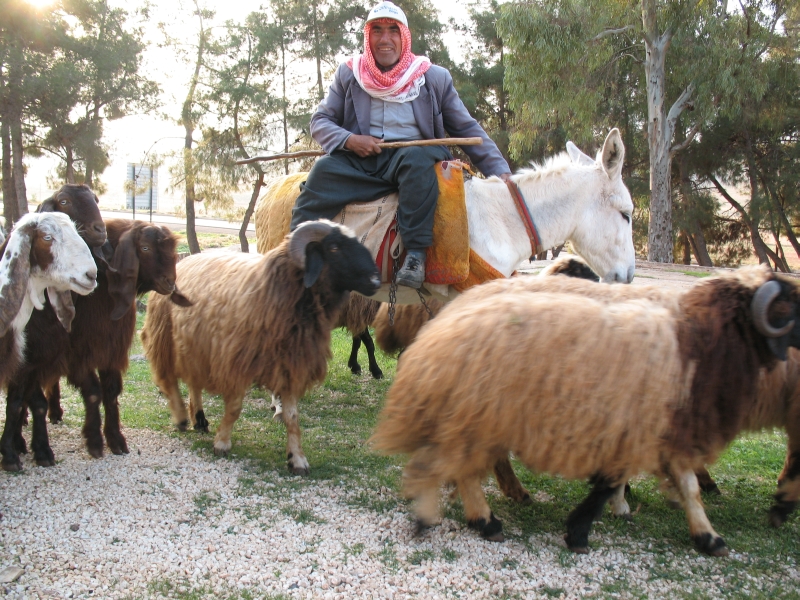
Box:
256, 129, 635, 304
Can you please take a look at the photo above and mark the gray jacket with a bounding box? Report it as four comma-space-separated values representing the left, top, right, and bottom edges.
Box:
310, 63, 510, 177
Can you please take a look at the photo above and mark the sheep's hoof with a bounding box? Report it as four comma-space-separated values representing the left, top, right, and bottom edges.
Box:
692, 533, 728, 557
701, 482, 722, 496
370, 368, 384, 380
213, 446, 230, 457
568, 544, 590, 555
349, 364, 362, 376
469, 513, 505, 542
564, 532, 590, 553
194, 411, 209, 432
176, 419, 189, 432
1, 458, 22, 472
614, 512, 633, 522
414, 519, 431, 537
287, 452, 310, 475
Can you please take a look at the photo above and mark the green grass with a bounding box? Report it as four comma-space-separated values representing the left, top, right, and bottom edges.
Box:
172, 231, 257, 254
669, 269, 712, 278
48, 324, 800, 598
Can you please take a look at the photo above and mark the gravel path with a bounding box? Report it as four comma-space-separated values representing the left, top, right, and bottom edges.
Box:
2, 425, 795, 599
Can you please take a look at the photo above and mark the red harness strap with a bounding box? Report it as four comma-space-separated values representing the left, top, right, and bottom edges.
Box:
506, 180, 545, 259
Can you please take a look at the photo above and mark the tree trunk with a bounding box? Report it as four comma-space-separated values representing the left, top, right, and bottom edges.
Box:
181, 4, 206, 256
65, 146, 76, 184
10, 111, 28, 216
2, 120, 18, 228
240, 175, 264, 253
677, 152, 713, 266
642, 0, 673, 263
679, 231, 691, 264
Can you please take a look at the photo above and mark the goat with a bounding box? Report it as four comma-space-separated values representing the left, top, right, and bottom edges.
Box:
370, 266, 800, 556
1, 219, 187, 471
141, 220, 381, 474
0, 212, 98, 388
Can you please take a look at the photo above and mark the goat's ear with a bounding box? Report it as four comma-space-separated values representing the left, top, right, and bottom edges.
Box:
47, 288, 76, 332
36, 195, 58, 213
107, 228, 139, 320
169, 287, 193, 307
303, 242, 325, 288
0, 223, 35, 337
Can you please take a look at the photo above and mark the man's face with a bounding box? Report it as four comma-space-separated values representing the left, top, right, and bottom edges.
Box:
369, 22, 402, 69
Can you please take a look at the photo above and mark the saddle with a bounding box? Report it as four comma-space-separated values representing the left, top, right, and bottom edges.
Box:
333, 161, 503, 288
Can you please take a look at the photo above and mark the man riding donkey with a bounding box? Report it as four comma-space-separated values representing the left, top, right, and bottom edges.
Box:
290, 1, 512, 289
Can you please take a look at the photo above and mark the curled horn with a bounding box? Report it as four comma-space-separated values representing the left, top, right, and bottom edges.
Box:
288, 221, 334, 269
752, 280, 795, 338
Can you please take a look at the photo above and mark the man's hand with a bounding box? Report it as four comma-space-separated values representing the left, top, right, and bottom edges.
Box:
345, 134, 383, 157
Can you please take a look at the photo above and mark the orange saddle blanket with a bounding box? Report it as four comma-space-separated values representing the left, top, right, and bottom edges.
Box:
335, 160, 471, 285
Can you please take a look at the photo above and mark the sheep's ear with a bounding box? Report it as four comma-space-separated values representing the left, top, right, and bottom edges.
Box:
169, 287, 193, 307
47, 288, 76, 332
303, 243, 325, 288
0, 223, 35, 337
107, 228, 139, 320
600, 128, 625, 180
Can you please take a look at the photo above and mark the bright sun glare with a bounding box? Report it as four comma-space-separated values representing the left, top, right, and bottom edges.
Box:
24, 0, 56, 8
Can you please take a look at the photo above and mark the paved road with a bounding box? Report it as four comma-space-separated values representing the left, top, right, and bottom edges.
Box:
99, 209, 254, 236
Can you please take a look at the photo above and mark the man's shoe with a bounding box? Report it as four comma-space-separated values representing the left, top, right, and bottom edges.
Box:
396, 250, 426, 289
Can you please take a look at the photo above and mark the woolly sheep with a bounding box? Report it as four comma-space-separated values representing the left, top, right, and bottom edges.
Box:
0, 212, 98, 387
255, 174, 384, 380
370, 266, 800, 556
141, 220, 381, 474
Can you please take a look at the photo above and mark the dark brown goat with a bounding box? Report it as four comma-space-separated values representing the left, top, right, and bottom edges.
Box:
0, 219, 189, 470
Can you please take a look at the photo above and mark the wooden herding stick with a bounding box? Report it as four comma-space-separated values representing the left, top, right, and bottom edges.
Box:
235, 137, 483, 165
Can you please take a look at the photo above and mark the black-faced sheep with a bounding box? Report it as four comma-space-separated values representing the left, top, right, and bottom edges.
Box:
255, 177, 384, 380
141, 220, 381, 474
0, 212, 98, 388
1, 218, 186, 471
370, 266, 800, 556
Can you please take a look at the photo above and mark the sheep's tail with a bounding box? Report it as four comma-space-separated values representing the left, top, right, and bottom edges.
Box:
140, 291, 176, 385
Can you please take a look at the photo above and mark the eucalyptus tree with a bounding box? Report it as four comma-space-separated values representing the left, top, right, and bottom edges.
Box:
498, 0, 788, 264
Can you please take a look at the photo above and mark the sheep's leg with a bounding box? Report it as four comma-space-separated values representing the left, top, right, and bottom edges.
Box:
187, 384, 209, 432
564, 476, 621, 554
492, 456, 532, 505
401, 446, 442, 533
1, 382, 27, 471
46, 382, 64, 424
28, 385, 56, 467
75, 371, 105, 458
159, 378, 189, 431
280, 395, 309, 475
695, 466, 720, 495
669, 467, 728, 556
347, 336, 363, 375
213, 394, 243, 457
458, 476, 504, 542
270, 393, 283, 423
99, 369, 128, 455
360, 330, 383, 379
770, 434, 800, 527
608, 482, 631, 520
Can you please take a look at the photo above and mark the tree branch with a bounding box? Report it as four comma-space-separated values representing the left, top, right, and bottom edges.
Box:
590, 25, 637, 42
670, 122, 701, 157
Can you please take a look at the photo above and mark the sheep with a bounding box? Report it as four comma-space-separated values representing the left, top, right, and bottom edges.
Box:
0, 212, 98, 388
141, 220, 381, 474
0, 219, 187, 471
369, 266, 800, 556
372, 256, 597, 356
255, 175, 384, 380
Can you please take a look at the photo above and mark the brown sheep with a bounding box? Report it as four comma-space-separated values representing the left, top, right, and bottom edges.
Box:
141, 221, 381, 474
370, 266, 800, 556
255, 174, 384, 379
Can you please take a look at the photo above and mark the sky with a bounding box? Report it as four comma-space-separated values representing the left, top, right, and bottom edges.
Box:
23, 0, 472, 215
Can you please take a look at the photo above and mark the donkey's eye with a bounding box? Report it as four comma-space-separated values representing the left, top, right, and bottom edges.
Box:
621, 212, 631, 224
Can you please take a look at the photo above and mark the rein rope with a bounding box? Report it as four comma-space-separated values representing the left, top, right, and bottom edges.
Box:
506, 180, 545, 260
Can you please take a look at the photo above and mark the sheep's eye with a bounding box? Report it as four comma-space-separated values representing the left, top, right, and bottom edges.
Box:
621, 212, 631, 224
43, 235, 53, 242
329, 244, 339, 253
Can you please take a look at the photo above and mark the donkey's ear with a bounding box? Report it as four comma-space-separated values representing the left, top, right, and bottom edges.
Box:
107, 228, 139, 320
0, 223, 35, 337
600, 128, 625, 181
566, 141, 595, 167
47, 288, 76, 332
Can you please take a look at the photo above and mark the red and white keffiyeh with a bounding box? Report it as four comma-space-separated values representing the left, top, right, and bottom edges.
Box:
347, 18, 431, 103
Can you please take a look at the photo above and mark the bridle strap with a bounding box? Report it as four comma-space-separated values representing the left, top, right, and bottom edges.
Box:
506, 180, 545, 259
